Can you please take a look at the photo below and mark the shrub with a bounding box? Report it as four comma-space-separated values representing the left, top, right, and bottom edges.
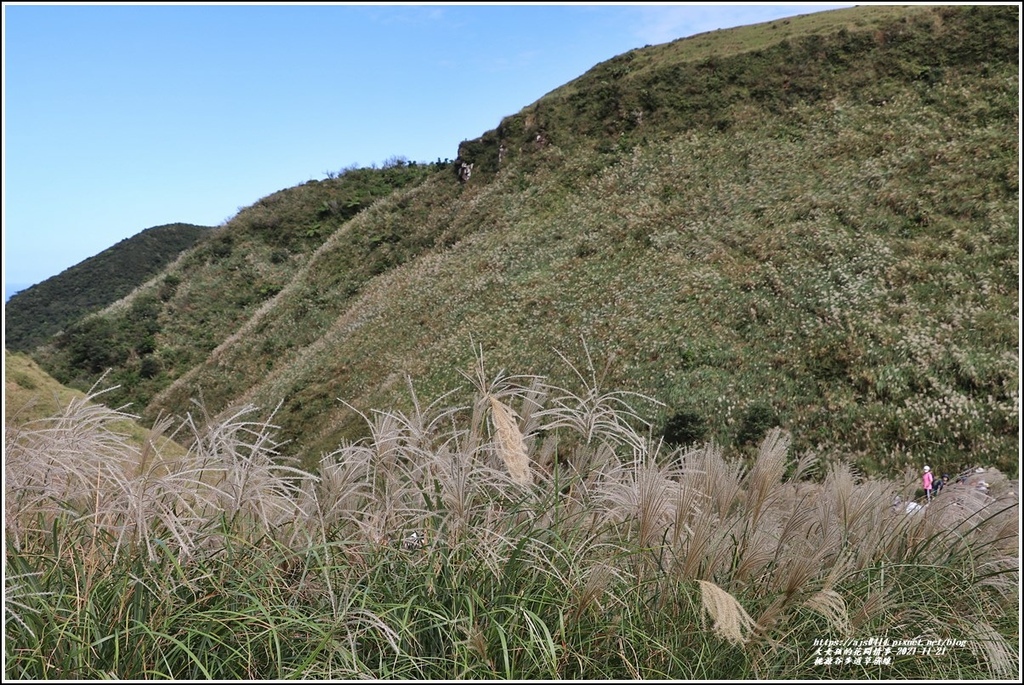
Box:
735, 401, 780, 447
661, 408, 708, 446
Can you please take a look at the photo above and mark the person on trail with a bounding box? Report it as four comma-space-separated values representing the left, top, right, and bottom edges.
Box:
922, 465, 934, 502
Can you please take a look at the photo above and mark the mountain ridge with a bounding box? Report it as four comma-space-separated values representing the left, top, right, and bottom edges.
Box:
16, 4, 1019, 476
5, 222, 211, 351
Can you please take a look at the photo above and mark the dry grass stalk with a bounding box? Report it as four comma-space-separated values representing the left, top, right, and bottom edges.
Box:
696, 579, 759, 646
850, 589, 891, 630
571, 562, 617, 622
803, 588, 852, 636
745, 427, 790, 510
964, 619, 1017, 680
671, 508, 723, 580
692, 443, 744, 518
488, 395, 532, 486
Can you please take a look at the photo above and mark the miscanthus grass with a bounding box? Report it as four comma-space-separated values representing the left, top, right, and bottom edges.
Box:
5, 354, 1018, 680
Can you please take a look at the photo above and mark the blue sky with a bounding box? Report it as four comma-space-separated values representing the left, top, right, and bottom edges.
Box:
3, 2, 854, 299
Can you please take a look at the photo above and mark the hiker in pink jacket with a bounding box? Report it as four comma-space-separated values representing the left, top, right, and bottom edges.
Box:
922, 465, 934, 502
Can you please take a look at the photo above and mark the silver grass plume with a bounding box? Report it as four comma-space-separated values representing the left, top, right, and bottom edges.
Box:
697, 579, 759, 646
488, 395, 532, 486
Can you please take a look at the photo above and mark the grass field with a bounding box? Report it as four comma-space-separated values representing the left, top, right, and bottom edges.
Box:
5, 351, 1018, 679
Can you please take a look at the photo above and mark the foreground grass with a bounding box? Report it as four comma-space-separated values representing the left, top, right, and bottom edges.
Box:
5, 354, 1018, 679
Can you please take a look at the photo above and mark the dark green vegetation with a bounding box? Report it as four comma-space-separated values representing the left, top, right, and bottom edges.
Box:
4, 222, 210, 352
19, 5, 1020, 479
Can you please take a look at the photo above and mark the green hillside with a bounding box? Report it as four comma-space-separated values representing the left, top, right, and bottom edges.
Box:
5, 222, 211, 351
26, 4, 1019, 476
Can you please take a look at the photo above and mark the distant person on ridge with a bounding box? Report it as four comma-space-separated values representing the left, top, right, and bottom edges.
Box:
922, 465, 934, 502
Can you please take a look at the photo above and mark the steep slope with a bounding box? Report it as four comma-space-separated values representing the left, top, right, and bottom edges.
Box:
4, 349, 186, 461
6, 348, 93, 423
31, 5, 1019, 475
4, 223, 210, 352
33, 161, 438, 396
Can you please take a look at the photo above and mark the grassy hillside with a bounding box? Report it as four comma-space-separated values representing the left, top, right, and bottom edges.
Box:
4, 348, 186, 461
28, 161, 438, 396
4, 223, 211, 352
27, 4, 1019, 476
5, 6, 1018, 679
6, 348, 89, 422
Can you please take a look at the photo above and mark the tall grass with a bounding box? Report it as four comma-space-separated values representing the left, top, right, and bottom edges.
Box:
5, 357, 1018, 679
